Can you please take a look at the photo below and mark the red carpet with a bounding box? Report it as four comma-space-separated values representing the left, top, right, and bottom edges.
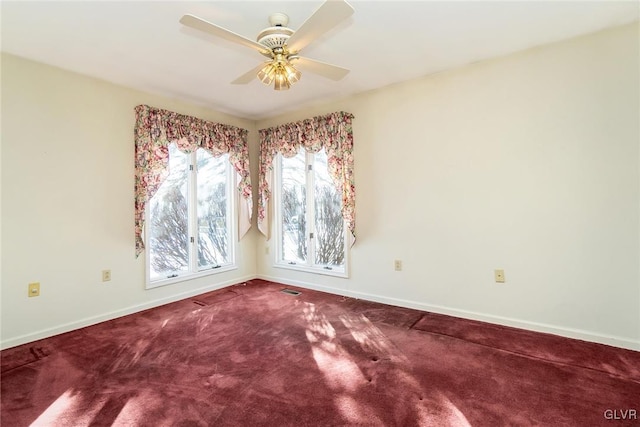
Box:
412, 312, 640, 382
2, 279, 639, 426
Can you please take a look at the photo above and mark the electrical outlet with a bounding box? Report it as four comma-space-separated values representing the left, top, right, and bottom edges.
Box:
394, 260, 402, 271
102, 270, 111, 282
265, 246, 270, 255
28, 282, 40, 297
494, 269, 505, 283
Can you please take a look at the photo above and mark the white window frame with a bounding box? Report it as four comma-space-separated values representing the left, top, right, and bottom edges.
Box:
145, 148, 237, 289
272, 150, 350, 278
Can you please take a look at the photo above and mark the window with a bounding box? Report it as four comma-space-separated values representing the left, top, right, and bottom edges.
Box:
274, 147, 347, 276
146, 143, 235, 287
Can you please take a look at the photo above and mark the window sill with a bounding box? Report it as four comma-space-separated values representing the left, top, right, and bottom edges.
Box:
274, 262, 348, 279
146, 264, 238, 289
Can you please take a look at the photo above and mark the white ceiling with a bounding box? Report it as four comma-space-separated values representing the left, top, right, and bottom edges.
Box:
2, 1, 638, 120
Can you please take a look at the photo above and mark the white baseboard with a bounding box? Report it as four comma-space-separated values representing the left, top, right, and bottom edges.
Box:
1, 275, 256, 350
5, 273, 638, 352
257, 274, 640, 352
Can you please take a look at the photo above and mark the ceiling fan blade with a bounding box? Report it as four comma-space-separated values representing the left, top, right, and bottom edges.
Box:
293, 57, 350, 81
287, 0, 354, 53
180, 14, 269, 54
231, 64, 267, 85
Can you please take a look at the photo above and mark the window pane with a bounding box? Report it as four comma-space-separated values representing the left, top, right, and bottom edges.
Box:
313, 149, 344, 266
197, 150, 229, 269
281, 150, 307, 263
148, 144, 190, 280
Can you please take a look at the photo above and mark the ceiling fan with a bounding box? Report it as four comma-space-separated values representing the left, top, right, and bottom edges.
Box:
180, 0, 354, 91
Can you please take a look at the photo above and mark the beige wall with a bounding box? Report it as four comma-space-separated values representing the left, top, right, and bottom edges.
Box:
2, 22, 638, 350
1, 54, 260, 348
256, 23, 640, 349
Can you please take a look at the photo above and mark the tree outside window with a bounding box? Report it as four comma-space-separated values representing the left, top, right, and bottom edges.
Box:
277, 148, 346, 274
147, 143, 234, 284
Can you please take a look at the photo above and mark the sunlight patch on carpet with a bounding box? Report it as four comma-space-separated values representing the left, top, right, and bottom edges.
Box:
303, 302, 366, 392
303, 303, 336, 342
310, 346, 365, 392
339, 313, 408, 364
110, 339, 153, 371
195, 311, 218, 334
437, 392, 472, 427
111, 391, 150, 426
30, 389, 108, 427
335, 394, 384, 425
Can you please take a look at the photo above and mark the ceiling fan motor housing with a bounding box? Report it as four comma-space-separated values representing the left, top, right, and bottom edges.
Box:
257, 13, 294, 51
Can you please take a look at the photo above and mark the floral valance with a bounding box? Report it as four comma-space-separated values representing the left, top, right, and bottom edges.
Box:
258, 111, 355, 242
134, 104, 252, 257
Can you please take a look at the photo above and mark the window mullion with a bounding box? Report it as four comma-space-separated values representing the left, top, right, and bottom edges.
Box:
226, 156, 235, 265
274, 154, 283, 263
188, 152, 198, 274
306, 151, 315, 267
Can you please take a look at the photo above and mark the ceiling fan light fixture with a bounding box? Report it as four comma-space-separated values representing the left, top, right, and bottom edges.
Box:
258, 59, 301, 90
273, 72, 291, 90
283, 62, 301, 84
257, 63, 276, 85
